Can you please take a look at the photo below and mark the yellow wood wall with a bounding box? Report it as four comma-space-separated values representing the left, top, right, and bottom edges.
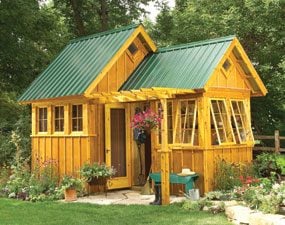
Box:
208, 49, 251, 90
149, 90, 253, 195
92, 36, 149, 93
30, 35, 150, 181
31, 100, 105, 178
151, 146, 252, 195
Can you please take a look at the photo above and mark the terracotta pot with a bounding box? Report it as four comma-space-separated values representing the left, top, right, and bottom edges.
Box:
64, 188, 77, 202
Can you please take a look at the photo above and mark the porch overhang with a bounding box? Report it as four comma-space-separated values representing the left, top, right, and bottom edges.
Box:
89, 87, 197, 103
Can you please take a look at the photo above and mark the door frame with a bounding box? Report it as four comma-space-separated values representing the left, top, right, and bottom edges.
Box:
105, 103, 131, 189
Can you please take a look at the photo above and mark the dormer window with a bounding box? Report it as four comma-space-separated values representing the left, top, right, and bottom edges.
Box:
128, 43, 138, 55
222, 59, 231, 71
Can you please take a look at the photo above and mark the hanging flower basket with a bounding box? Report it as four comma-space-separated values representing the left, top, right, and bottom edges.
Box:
131, 108, 161, 132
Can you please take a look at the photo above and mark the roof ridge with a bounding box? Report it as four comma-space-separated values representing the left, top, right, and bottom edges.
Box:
69, 23, 140, 44
157, 35, 235, 53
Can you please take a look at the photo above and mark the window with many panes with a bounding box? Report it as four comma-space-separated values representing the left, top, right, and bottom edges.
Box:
54, 106, 64, 132
72, 104, 83, 132
177, 100, 198, 145
230, 100, 254, 143
38, 107, 47, 132
210, 100, 235, 145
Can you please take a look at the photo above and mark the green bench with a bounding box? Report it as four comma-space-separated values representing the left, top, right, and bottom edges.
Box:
149, 172, 199, 193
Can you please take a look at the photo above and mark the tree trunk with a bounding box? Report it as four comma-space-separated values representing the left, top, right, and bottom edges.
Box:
98, 0, 109, 31
69, 0, 85, 36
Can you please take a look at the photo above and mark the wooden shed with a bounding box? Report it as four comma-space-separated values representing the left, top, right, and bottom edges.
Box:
19, 24, 267, 204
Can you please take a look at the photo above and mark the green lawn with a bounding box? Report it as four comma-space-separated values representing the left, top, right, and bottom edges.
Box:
0, 198, 232, 225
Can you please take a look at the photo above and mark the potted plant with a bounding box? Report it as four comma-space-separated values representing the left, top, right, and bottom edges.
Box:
61, 175, 83, 202
80, 163, 116, 185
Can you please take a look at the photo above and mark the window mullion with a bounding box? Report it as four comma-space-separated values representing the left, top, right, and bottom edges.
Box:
210, 101, 221, 144
190, 101, 197, 145
182, 103, 188, 143
230, 101, 242, 143
216, 101, 227, 142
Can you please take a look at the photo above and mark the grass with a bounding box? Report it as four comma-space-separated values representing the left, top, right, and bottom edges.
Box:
0, 198, 232, 225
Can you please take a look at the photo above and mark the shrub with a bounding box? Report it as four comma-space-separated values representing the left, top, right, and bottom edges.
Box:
253, 153, 282, 180
214, 159, 242, 191
1, 158, 64, 201
241, 181, 285, 214
182, 198, 213, 211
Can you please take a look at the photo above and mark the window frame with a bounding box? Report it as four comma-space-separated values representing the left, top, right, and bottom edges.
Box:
230, 100, 254, 144
221, 58, 233, 78
128, 42, 138, 55
210, 99, 235, 145
177, 99, 198, 145
54, 105, 65, 133
38, 107, 48, 133
156, 100, 174, 144
71, 104, 83, 132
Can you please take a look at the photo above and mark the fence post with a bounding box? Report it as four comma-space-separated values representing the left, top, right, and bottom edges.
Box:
274, 130, 280, 154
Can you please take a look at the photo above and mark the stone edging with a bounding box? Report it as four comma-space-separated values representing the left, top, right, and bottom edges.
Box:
225, 203, 285, 225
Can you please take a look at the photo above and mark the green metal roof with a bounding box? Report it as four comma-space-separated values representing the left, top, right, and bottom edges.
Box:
120, 36, 234, 91
18, 24, 139, 102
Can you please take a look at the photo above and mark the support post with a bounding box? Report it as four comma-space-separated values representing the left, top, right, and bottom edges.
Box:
160, 98, 170, 205
274, 130, 280, 154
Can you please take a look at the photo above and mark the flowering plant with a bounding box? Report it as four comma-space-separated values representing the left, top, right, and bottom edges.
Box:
131, 108, 161, 131
80, 163, 116, 183
239, 175, 260, 186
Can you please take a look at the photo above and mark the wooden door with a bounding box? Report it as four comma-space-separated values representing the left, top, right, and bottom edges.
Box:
105, 104, 131, 189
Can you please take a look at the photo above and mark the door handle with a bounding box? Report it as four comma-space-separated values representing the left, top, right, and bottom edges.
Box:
106, 149, 111, 153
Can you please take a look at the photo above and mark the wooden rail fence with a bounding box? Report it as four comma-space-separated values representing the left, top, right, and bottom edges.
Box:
254, 130, 285, 153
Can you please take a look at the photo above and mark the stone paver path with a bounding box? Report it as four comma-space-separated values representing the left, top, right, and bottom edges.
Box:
75, 190, 185, 205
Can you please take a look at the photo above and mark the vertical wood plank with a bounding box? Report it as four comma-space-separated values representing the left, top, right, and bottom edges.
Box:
64, 104, 70, 135
47, 106, 52, 134
83, 103, 89, 135
160, 98, 170, 205
73, 137, 81, 175
32, 105, 36, 135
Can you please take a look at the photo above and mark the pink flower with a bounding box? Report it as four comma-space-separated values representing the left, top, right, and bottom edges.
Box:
131, 108, 161, 131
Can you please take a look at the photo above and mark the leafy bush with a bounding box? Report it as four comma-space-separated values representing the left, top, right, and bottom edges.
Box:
0, 158, 65, 201
242, 181, 285, 214
253, 153, 282, 179
205, 191, 231, 201
276, 155, 285, 175
214, 159, 258, 191
0, 103, 31, 166
182, 198, 213, 211
214, 159, 242, 191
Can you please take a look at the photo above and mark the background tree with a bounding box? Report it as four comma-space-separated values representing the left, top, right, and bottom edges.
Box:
53, 0, 154, 36
0, 0, 70, 165
151, 0, 285, 134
